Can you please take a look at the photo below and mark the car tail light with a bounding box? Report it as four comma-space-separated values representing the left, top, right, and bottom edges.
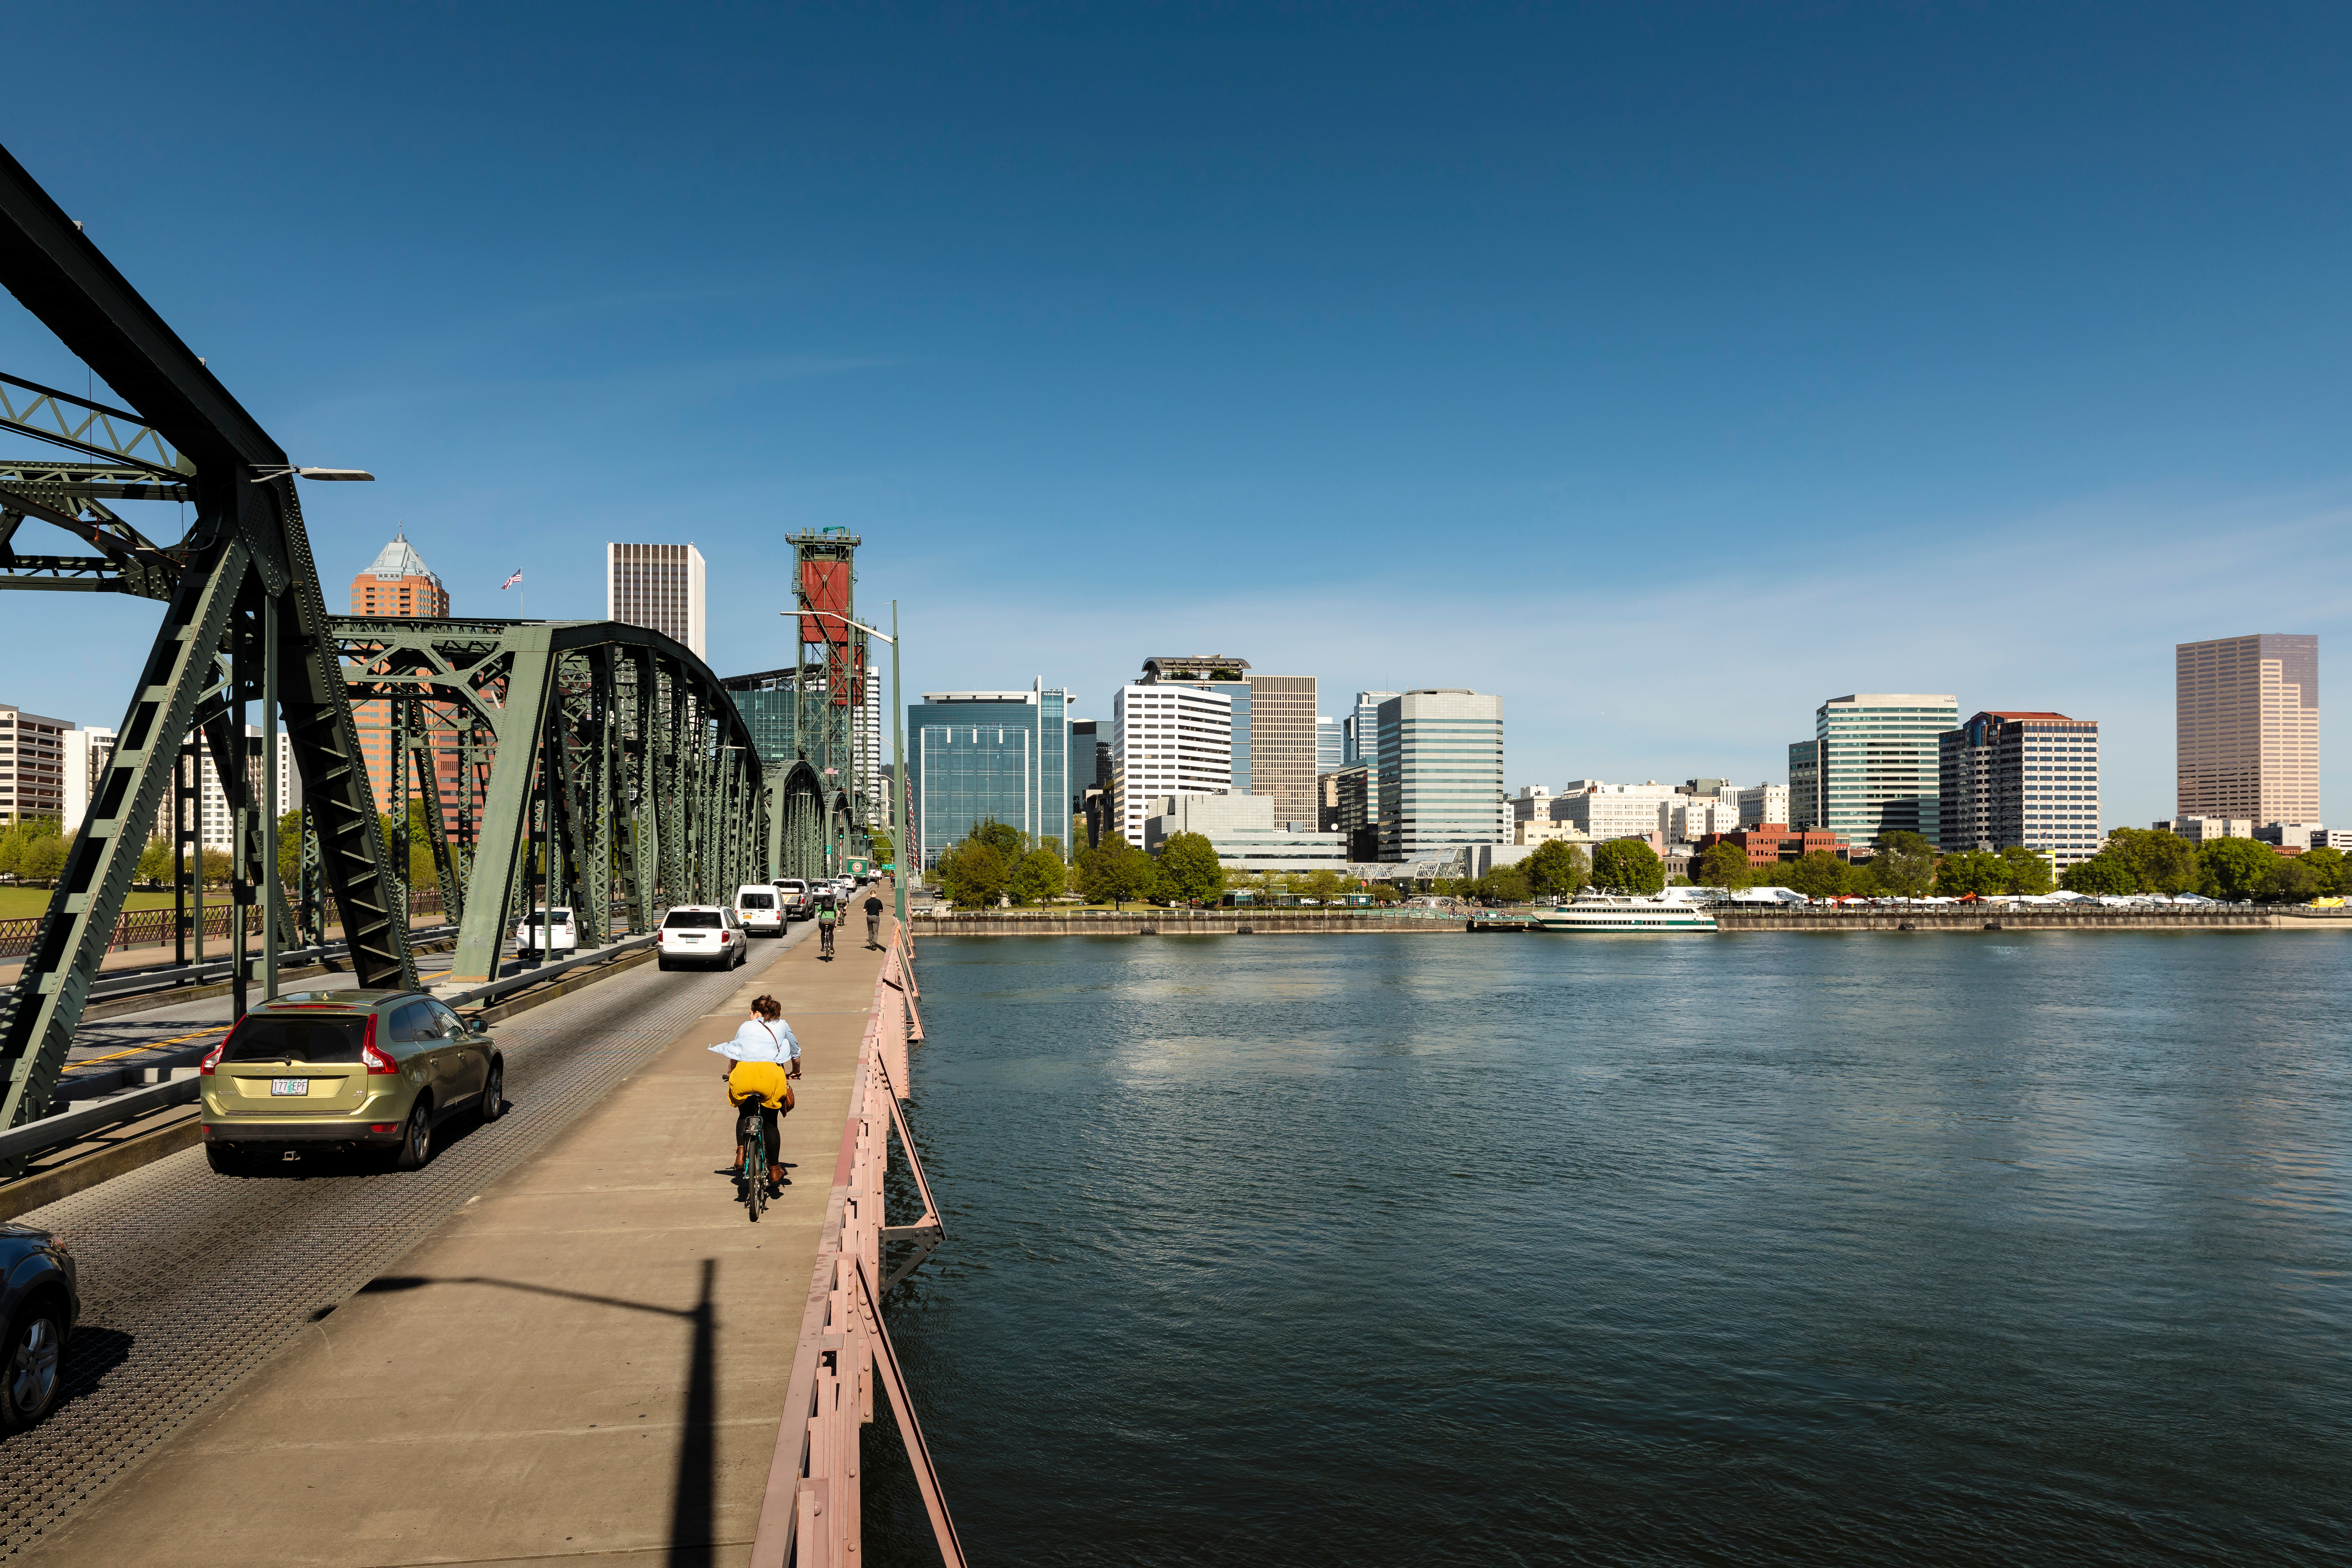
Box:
657, 929, 667, 943
720, 930, 733, 944
199, 1032, 231, 1075
360, 1015, 397, 1075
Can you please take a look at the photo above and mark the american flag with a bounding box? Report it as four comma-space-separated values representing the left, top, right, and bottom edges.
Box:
501, 569, 522, 590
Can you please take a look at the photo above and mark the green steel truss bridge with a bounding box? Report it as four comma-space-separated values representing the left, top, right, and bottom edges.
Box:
0, 143, 846, 1150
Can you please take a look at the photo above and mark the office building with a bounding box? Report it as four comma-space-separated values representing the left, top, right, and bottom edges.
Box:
1111, 682, 1233, 848
1666, 796, 1741, 842
1696, 826, 1850, 868
153, 727, 302, 852
1320, 764, 1377, 860
1344, 691, 1399, 766
1511, 785, 1553, 823
1514, 820, 1594, 848
1375, 689, 1506, 861
723, 664, 884, 824
2255, 822, 2323, 850
1144, 791, 1346, 871
2177, 634, 2318, 826
1804, 694, 1960, 847
62, 727, 116, 831
1788, 741, 1820, 828
1552, 780, 1681, 840
606, 541, 707, 659
1317, 716, 1343, 772
1938, 711, 2103, 866
1736, 783, 1789, 829
347, 533, 473, 830
0, 705, 69, 823
1069, 721, 1109, 808
1140, 656, 1251, 790
1246, 673, 1318, 826
906, 684, 1073, 869
2164, 817, 2253, 844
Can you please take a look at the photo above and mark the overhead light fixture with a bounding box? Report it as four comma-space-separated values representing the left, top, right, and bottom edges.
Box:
250, 465, 376, 482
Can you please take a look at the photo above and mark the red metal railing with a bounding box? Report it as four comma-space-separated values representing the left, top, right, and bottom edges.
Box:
0, 887, 446, 959
749, 931, 963, 1568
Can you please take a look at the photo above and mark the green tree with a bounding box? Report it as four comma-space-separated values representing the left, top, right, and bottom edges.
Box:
1010, 845, 1067, 905
1936, 849, 2010, 896
1156, 831, 1225, 905
2103, 827, 2199, 894
1480, 864, 1533, 903
1368, 879, 1403, 904
136, 835, 175, 886
408, 841, 440, 889
1999, 845, 2055, 895
2298, 844, 2344, 895
2197, 838, 2276, 901
19, 833, 69, 883
936, 840, 1009, 908
1784, 851, 1853, 899
1302, 868, 1343, 905
1526, 840, 1592, 897
2266, 853, 2318, 902
1871, 838, 1937, 897
276, 810, 305, 888
2060, 853, 2135, 895
1591, 837, 1666, 894
867, 827, 896, 869
1693, 840, 1755, 890
1078, 838, 1156, 909
970, 818, 1027, 863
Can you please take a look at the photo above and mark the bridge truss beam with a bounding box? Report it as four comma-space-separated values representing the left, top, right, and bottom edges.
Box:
330, 618, 769, 984
0, 143, 410, 1148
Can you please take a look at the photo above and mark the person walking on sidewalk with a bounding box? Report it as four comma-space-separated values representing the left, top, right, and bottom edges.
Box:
711, 995, 799, 1195
863, 890, 884, 949
817, 897, 837, 960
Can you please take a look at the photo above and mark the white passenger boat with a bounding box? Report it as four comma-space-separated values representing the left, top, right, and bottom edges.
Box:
1524, 893, 1718, 933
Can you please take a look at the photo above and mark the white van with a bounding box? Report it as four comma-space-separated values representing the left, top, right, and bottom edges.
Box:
516, 906, 578, 957
735, 884, 784, 936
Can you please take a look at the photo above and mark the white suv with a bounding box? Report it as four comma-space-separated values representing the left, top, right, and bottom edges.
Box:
734, 884, 784, 937
516, 906, 578, 958
656, 906, 745, 971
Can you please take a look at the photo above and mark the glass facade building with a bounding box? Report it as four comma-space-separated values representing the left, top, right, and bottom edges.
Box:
1375, 689, 1506, 861
1939, 710, 2102, 864
907, 684, 1071, 869
1808, 694, 1959, 848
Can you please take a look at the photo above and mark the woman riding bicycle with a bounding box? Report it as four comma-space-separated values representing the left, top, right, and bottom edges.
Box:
713, 995, 798, 1195
817, 897, 838, 959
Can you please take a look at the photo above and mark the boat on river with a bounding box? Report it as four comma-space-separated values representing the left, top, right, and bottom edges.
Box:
1471, 893, 1719, 933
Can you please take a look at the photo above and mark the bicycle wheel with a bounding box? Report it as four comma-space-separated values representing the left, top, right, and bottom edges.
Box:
743, 1139, 762, 1223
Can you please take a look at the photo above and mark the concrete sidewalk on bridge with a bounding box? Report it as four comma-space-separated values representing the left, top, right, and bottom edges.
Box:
24, 909, 901, 1568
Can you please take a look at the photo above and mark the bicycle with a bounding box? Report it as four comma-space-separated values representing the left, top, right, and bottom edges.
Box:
818, 915, 836, 960
737, 1104, 769, 1222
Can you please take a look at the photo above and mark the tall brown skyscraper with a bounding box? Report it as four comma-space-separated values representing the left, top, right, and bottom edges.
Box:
350, 534, 455, 822
1245, 674, 1319, 827
2176, 634, 2318, 824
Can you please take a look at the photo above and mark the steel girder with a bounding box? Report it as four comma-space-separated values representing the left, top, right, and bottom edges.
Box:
331, 618, 769, 985
766, 759, 833, 883
0, 144, 411, 1144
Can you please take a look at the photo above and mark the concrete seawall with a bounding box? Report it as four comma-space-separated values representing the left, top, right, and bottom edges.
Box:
913, 908, 2352, 936
910, 911, 1460, 936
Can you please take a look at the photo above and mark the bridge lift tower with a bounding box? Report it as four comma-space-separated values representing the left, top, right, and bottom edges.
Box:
788, 527, 872, 870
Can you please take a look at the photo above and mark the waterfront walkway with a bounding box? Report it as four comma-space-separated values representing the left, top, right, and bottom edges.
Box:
19, 910, 897, 1567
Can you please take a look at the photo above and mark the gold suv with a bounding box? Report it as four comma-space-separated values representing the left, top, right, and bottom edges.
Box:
200, 989, 502, 1174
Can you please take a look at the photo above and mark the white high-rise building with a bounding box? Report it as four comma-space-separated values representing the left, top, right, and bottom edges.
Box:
0, 705, 69, 824
1111, 683, 1233, 847
1736, 782, 1790, 828
1552, 780, 1681, 840
605, 542, 707, 660
62, 727, 117, 831
151, 727, 302, 852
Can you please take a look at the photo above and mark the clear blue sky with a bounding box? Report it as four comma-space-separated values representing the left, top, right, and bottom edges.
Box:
5, 3, 2350, 829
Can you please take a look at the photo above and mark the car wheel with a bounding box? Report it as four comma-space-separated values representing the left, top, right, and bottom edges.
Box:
478, 1058, 504, 1123
393, 1099, 434, 1170
204, 1143, 245, 1176
1, 1299, 68, 1433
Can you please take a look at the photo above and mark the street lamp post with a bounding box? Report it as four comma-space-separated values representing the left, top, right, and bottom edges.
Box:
789, 606, 906, 929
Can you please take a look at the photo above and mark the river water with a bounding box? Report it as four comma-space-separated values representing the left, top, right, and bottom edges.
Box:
864, 932, 2350, 1566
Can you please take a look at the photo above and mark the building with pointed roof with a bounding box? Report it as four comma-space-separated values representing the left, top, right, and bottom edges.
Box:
350, 532, 456, 830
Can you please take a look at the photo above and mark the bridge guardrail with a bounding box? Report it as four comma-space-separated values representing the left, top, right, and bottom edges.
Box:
750, 930, 964, 1568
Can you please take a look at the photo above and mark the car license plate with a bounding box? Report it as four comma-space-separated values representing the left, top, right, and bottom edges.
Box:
271, 1078, 309, 1097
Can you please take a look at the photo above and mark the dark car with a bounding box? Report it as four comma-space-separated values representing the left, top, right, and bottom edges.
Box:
1, 1223, 78, 1432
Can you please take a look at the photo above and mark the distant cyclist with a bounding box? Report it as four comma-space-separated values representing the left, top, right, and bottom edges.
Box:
715, 995, 798, 1195
817, 897, 837, 960
863, 889, 884, 949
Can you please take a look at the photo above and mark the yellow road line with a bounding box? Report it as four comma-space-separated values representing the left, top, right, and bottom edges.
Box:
76, 1025, 231, 1066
